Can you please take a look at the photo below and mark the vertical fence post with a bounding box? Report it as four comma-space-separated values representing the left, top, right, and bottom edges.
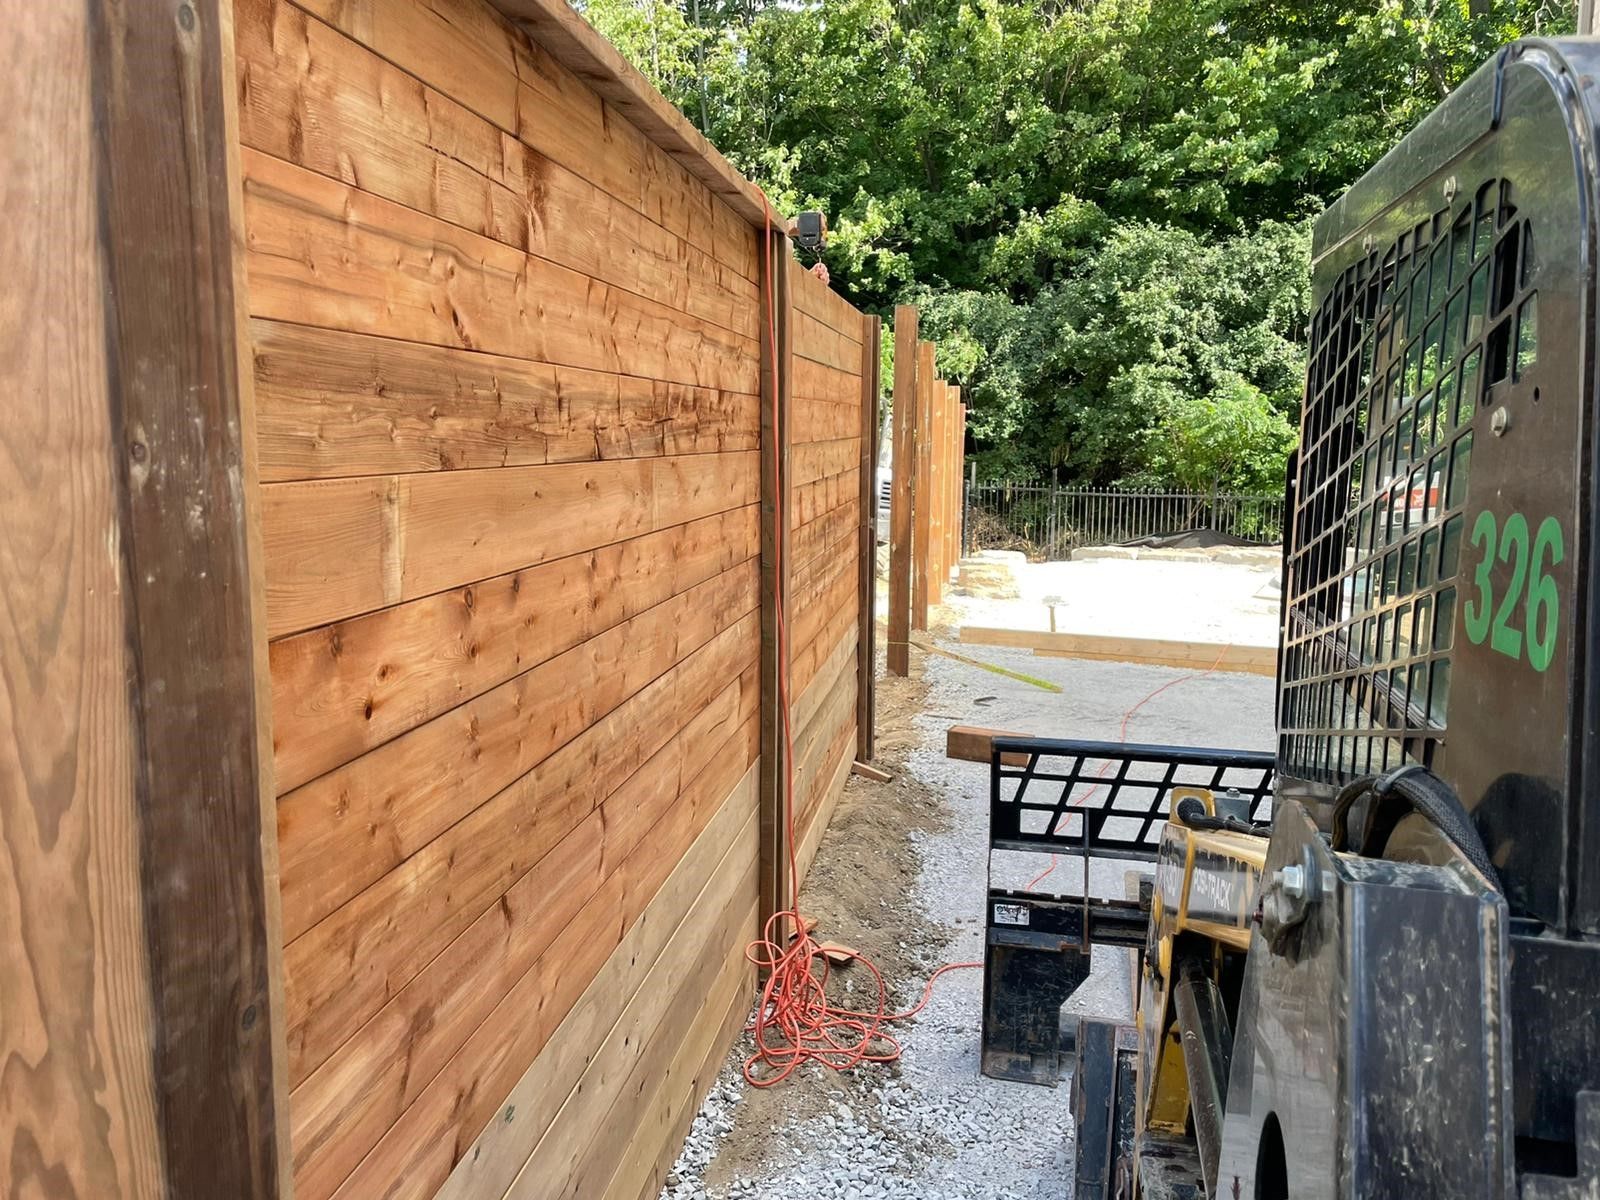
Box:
887, 306, 918, 676
912, 341, 936, 631
927, 379, 945, 608
856, 313, 880, 762
758, 231, 794, 937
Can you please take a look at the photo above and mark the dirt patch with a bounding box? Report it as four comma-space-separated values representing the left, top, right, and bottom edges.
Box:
699, 652, 955, 1190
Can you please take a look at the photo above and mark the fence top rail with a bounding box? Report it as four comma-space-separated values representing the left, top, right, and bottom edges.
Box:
972, 481, 1282, 503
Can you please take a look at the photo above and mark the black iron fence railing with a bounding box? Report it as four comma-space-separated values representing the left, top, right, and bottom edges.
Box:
963, 481, 1285, 561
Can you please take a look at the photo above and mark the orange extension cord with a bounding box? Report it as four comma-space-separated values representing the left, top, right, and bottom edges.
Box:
743, 197, 981, 1087
742, 196, 1232, 1084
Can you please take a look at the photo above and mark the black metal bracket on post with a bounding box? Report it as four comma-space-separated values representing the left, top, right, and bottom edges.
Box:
980, 737, 1274, 1086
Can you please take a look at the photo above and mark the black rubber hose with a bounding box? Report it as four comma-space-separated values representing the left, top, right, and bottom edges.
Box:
1330, 765, 1500, 887
1175, 795, 1270, 838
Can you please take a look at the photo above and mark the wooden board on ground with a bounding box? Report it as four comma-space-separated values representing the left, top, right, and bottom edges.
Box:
946, 725, 1034, 767
958, 627, 1277, 676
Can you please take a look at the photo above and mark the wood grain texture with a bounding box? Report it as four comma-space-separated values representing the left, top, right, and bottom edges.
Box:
290, 667, 756, 1199
260, 448, 757, 637
912, 341, 936, 630
320, 726, 759, 1200
758, 231, 793, 935
857, 315, 879, 761
484, 0, 774, 232
235, 0, 758, 340
433, 769, 758, 1200
295, 0, 760, 280
793, 725, 853, 891
0, 6, 165, 1194
269, 505, 757, 792
97, 0, 287, 1193
887, 307, 918, 675
253, 321, 758, 483
240, 150, 759, 393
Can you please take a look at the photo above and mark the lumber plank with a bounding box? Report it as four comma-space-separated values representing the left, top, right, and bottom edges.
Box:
269, 505, 758, 792
946, 725, 1032, 767
793, 357, 864, 409
912, 341, 936, 630
929, 380, 946, 606
958, 626, 1276, 675
794, 464, 861, 526
293, 0, 760, 281
260, 449, 758, 637
857, 315, 880, 762
252, 321, 758, 482
615, 926, 755, 1200
758, 229, 793, 940
792, 396, 862, 445
792, 308, 861, 372
277, 559, 755, 945
321, 733, 760, 1200
597, 911, 756, 1200
1, 7, 167, 1193
69, 0, 289, 1192
791, 502, 858, 578
290, 667, 755, 1199
235, 0, 758, 340
794, 728, 854, 891
887, 306, 918, 675
793, 625, 858, 744
240, 149, 759, 394
787, 253, 864, 343
281, 610, 758, 1086
432, 777, 758, 1200
484, 0, 773, 235
793, 436, 859, 489
496, 851, 756, 1198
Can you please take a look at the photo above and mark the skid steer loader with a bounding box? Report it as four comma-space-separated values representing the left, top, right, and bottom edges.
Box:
978, 38, 1600, 1199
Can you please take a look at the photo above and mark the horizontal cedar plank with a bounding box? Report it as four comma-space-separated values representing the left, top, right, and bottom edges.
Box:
291, 0, 758, 282
240, 150, 758, 394
794, 465, 860, 527
261, 449, 758, 637
236, 1, 757, 341
793, 358, 862, 409
793, 625, 856, 745
282, 609, 757, 1086
959, 626, 1277, 675
792, 677, 854, 864
253, 322, 758, 483
793, 437, 858, 489
792, 310, 860, 374
798, 712, 853, 845
500, 840, 756, 1197
786, 255, 864, 341
606, 924, 754, 1200
794, 731, 853, 893
792, 397, 861, 445
792, 590, 857, 699
325, 728, 759, 1200
277, 556, 754, 946
791, 503, 856, 578
792, 527, 856, 616
291, 664, 756, 1200
433, 764, 758, 1200
269, 504, 757, 792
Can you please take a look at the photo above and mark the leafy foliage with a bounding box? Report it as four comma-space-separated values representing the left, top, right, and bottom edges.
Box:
579, 0, 1575, 485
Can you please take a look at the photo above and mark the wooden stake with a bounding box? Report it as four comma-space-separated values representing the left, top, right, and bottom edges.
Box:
912, 342, 936, 631
856, 314, 880, 759
887, 307, 918, 675
758, 230, 794, 935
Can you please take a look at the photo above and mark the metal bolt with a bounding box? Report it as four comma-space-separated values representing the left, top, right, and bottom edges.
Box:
1278, 864, 1307, 902
1491, 406, 1511, 437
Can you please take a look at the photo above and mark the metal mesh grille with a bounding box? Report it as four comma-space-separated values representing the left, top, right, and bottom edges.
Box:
990, 737, 1275, 862
1279, 178, 1541, 783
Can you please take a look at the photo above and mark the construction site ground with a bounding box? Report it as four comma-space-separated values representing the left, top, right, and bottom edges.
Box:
660, 556, 1279, 1200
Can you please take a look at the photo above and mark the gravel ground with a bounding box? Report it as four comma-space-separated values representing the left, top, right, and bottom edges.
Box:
660, 559, 1279, 1200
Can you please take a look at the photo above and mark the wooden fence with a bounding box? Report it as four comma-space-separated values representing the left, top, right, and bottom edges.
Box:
3, 2, 878, 1198
886, 305, 968, 675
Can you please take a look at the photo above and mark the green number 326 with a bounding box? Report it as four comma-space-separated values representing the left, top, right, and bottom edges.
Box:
1463, 510, 1565, 672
